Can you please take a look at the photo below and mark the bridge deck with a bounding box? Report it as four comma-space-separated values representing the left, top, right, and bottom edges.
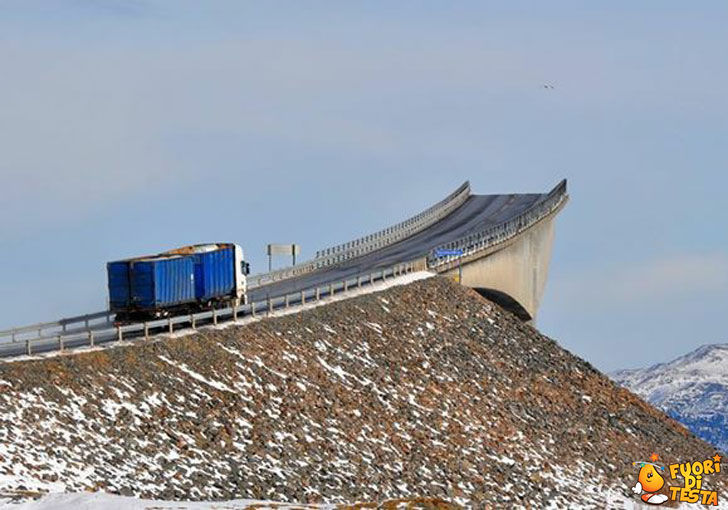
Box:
249, 191, 547, 301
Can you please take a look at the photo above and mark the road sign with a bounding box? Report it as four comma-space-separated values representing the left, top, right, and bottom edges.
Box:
434, 248, 463, 257
267, 244, 301, 271
267, 244, 301, 256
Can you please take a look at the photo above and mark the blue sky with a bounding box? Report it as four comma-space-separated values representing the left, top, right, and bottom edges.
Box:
1, 1, 726, 371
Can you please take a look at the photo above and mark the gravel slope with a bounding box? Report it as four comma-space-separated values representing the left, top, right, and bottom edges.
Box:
0, 277, 723, 508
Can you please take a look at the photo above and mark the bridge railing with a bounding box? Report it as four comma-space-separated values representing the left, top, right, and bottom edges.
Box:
313, 181, 470, 262
0, 311, 114, 345
0, 260, 424, 359
427, 179, 568, 269
248, 181, 470, 288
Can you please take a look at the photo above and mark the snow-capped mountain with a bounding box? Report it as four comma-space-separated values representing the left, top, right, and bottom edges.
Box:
612, 343, 728, 451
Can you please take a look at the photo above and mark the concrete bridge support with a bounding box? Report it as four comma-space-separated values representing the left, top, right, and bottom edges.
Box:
440, 213, 558, 322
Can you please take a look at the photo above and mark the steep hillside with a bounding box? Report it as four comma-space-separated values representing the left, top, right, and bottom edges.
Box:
612, 343, 728, 452
0, 277, 723, 508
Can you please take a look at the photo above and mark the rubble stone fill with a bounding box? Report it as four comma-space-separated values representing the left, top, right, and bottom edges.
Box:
0, 277, 723, 508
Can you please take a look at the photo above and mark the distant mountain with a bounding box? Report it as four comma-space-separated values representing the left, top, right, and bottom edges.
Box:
612, 343, 728, 452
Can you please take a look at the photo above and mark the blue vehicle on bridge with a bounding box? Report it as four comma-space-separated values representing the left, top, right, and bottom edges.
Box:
107, 243, 250, 322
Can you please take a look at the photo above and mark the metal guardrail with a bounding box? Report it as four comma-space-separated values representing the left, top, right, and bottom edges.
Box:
0, 311, 114, 344
0, 261, 421, 359
314, 181, 471, 261
427, 179, 568, 268
248, 181, 470, 288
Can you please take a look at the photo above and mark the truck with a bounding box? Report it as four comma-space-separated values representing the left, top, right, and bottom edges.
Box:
107, 243, 250, 322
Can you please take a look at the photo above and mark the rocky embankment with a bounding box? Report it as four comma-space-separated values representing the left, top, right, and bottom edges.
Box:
0, 277, 723, 508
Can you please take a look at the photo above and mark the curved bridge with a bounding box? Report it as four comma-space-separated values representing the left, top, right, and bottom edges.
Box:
0, 180, 567, 357
250, 179, 567, 321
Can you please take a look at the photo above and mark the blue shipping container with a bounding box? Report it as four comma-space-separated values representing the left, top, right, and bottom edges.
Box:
130, 256, 196, 309
194, 246, 235, 301
107, 255, 196, 313
107, 261, 132, 311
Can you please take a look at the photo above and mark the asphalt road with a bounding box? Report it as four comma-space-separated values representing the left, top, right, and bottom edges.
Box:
248, 191, 547, 301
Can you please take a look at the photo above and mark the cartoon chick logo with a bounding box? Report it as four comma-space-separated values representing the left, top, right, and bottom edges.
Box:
631, 453, 722, 506
632, 453, 668, 505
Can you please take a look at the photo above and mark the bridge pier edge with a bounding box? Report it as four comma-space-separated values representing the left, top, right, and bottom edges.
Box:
440, 212, 559, 324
